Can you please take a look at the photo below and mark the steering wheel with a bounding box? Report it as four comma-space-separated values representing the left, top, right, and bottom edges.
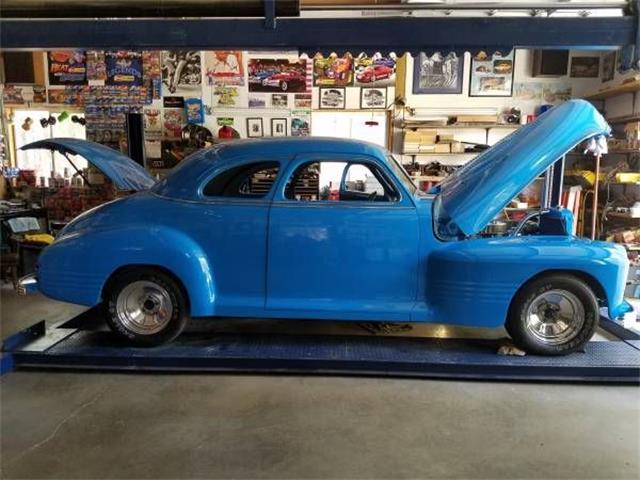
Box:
368, 191, 378, 202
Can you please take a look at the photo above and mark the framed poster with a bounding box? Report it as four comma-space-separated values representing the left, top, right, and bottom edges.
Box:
271, 118, 287, 137
413, 52, 463, 94
469, 51, 515, 97
48, 50, 87, 85
570, 56, 600, 78
360, 87, 387, 109
601, 51, 616, 83
246, 117, 264, 138
319, 87, 346, 110
162, 51, 202, 96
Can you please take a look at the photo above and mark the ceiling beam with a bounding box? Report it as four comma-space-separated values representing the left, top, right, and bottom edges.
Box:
0, 16, 634, 51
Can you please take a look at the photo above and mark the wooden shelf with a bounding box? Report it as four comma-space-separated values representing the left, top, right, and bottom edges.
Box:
402, 152, 479, 156
606, 114, 640, 124
584, 80, 640, 101
606, 211, 640, 221
411, 175, 445, 182
401, 123, 517, 130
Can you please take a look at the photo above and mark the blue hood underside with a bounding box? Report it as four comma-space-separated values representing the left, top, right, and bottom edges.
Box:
21, 138, 156, 191
435, 100, 611, 237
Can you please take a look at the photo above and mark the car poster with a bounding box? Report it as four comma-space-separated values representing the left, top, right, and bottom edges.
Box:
205, 51, 244, 86
248, 58, 309, 93
48, 50, 87, 85
162, 51, 202, 96
313, 53, 353, 87
354, 53, 397, 87
143, 107, 162, 141
105, 51, 143, 87
162, 108, 185, 140
469, 50, 515, 97
291, 111, 311, 137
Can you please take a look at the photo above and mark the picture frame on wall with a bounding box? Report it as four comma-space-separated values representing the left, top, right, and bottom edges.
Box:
601, 51, 616, 83
413, 52, 463, 94
469, 50, 515, 97
360, 87, 387, 109
246, 117, 264, 138
570, 56, 600, 78
271, 118, 287, 137
319, 87, 346, 109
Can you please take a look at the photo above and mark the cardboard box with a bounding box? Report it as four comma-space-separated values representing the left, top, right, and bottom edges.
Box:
455, 114, 498, 124
434, 143, 451, 153
450, 141, 465, 153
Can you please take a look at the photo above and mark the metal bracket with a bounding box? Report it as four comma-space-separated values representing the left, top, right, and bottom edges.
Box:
264, 0, 276, 30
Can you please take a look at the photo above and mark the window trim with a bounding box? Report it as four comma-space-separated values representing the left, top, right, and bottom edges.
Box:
280, 157, 403, 205
197, 158, 282, 202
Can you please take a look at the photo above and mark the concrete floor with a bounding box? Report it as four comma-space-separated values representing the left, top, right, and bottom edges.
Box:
1, 287, 639, 479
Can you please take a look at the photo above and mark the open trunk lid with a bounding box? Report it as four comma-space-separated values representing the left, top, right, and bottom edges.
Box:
434, 100, 610, 238
21, 138, 156, 191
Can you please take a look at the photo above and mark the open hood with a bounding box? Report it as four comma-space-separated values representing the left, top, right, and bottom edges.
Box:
434, 100, 610, 238
21, 138, 156, 191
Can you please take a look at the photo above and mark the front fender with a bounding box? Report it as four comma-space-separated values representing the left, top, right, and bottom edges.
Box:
427, 235, 629, 327
38, 225, 216, 316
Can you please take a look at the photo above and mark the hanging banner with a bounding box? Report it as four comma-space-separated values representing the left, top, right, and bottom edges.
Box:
48, 50, 87, 85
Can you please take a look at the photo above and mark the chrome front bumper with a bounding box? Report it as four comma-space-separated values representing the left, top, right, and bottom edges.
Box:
17, 273, 39, 295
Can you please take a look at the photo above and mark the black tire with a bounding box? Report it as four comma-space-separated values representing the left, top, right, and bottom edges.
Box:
505, 274, 599, 355
105, 269, 189, 347
280, 81, 288, 92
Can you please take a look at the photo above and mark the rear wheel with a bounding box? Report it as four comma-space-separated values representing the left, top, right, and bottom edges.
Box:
506, 274, 599, 355
106, 269, 189, 346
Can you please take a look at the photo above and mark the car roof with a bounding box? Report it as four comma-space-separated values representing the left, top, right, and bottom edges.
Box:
152, 137, 390, 200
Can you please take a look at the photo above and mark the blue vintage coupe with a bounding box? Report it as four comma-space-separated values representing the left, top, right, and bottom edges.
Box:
21, 100, 632, 354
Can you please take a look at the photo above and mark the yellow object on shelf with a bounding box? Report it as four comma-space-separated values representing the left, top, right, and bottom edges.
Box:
566, 169, 596, 186
615, 172, 640, 183
23, 233, 55, 245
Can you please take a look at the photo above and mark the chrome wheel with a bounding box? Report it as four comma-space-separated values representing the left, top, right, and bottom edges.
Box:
115, 280, 173, 335
525, 289, 585, 345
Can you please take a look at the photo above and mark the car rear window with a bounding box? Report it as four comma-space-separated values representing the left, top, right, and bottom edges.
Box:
202, 161, 280, 198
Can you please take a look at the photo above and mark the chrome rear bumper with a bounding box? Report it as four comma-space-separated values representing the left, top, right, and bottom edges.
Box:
17, 273, 38, 295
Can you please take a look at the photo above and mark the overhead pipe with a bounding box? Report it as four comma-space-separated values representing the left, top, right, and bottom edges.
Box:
302, 1, 628, 11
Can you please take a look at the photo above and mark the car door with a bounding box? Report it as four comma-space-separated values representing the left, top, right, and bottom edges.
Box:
266, 154, 420, 321
191, 159, 282, 316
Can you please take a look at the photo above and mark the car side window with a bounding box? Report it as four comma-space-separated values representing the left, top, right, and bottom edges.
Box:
203, 161, 279, 198
284, 161, 399, 202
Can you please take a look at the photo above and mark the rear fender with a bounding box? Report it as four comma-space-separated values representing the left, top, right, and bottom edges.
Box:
38, 225, 216, 316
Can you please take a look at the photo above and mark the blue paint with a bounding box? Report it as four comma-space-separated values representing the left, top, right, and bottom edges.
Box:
25, 100, 632, 329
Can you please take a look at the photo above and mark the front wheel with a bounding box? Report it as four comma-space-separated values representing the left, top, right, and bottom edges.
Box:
106, 269, 189, 346
506, 274, 599, 355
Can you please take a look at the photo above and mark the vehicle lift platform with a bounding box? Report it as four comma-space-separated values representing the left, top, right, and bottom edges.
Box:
2, 308, 639, 384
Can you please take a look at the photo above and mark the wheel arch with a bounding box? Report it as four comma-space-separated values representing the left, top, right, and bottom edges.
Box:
510, 268, 606, 311
102, 264, 191, 311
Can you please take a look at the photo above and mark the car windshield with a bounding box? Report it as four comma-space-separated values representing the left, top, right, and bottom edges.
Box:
386, 154, 421, 196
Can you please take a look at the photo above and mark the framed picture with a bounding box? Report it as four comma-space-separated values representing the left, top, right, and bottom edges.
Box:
271, 118, 287, 137
469, 50, 515, 97
570, 56, 600, 78
246, 117, 264, 138
319, 87, 346, 109
601, 51, 616, 83
413, 52, 463, 94
360, 87, 387, 109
